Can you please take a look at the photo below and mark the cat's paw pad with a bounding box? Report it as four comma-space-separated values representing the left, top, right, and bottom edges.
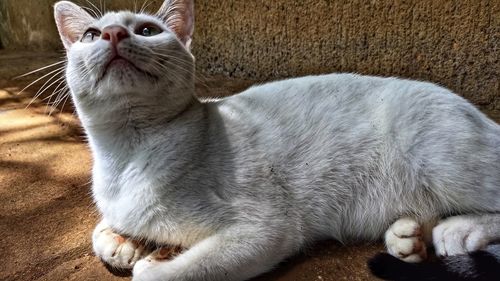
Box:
148, 246, 183, 261
385, 217, 427, 263
433, 216, 488, 256
93, 226, 146, 269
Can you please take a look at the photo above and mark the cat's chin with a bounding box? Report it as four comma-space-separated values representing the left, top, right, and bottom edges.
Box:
97, 78, 155, 96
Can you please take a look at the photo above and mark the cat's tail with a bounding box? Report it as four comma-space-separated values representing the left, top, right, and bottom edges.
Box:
367, 244, 500, 281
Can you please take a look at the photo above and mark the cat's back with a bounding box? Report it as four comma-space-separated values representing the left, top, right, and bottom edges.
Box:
220, 73, 457, 116
215, 73, 481, 137
211, 72, 498, 179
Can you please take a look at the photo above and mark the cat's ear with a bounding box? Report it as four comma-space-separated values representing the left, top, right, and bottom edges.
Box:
54, 1, 95, 50
157, 0, 194, 50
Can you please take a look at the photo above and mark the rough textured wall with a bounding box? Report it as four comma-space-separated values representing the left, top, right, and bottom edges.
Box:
0, 0, 498, 108
0, 0, 60, 50
196, 0, 499, 109
0, 0, 157, 50
0, 1, 8, 49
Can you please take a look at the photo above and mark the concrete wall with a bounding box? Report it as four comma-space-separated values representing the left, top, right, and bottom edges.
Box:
0, 0, 498, 109
0, 0, 157, 50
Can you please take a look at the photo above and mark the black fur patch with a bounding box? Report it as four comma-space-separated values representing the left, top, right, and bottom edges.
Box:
368, 245, 500, 281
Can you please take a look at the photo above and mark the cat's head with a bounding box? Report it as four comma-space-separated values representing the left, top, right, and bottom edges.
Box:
54, 0, 194, 103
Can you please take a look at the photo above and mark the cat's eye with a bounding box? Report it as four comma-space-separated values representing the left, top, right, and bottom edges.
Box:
136, 24, 162, 37
81, 29, 101, 43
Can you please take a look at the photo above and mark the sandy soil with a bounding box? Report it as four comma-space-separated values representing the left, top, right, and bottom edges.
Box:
1, 51, 498, 281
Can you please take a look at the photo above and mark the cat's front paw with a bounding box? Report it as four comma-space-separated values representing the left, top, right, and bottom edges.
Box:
133, 258, 156, 281
92, 221, 148, 269
432, 215, 488, 256
385, 217, 427, 263
133, 246, 183, 281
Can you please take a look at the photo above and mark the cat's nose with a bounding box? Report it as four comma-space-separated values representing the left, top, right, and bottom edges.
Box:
101, 25, 130, 46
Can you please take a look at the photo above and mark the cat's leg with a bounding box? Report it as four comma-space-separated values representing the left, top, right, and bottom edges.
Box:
132, 224, 298, 281
92, 220, 150, 269
384, 217, 437, 263
432, 213, 500, 256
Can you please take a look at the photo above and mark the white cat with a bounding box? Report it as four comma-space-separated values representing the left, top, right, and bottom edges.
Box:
53, 1, 500, 280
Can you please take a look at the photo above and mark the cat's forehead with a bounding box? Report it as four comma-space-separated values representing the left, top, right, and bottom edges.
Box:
96, 12, 164, 28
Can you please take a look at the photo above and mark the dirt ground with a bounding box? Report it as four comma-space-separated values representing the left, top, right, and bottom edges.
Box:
1, 51, 498, 281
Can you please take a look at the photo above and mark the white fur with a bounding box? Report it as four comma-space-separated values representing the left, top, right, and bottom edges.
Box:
385, 217, 427, 263
433, 214, 500, 257
54, 1, 500, 280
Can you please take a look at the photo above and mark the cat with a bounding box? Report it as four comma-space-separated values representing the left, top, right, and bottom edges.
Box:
53, 0, 500, 280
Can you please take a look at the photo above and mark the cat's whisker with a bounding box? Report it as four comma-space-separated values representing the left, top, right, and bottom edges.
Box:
48, 88, 70, 116
59, 92, 72, 113
72, 67, 91, 79
157, 59, 194, 78
147, 61, 165, 77
89, 0, 103, 17
67, 64, 92, 82
15, 60, 66, 79
17, 67, 66, 100
156, 57, 194, 71
149, 52, 193, 71
29, 69, 66, 101
161, 1, 184, 19
150, 51, 199, 75
133, 0, 138, 13
81, 7, 98, 19
140, 0, 154, 14
151, 49, 194, 63
48, 95, 63, 116
41, 78, 67, 103
152, 58, 204, 88
34, 69, 66, 98
137, 46, 203, 90
41, 80, 67, 104
27, 79, 66, 110
84, 0, 103, 18
46, 84, 69, 116
150, 58, 192, 89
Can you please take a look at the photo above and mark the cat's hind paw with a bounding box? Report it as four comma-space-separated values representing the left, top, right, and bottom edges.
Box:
92, 221, 148, 269
385, 217, 427, 263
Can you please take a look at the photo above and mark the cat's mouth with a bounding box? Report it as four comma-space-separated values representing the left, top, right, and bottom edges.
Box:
98, 55, 158, 83
106, 56, 131, 69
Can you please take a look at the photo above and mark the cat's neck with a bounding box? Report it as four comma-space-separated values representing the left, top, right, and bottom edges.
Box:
74, 89, 205, 165
85, 91, 211, 207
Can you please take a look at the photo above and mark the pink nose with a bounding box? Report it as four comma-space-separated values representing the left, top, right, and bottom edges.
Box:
101, 25, 130, 46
